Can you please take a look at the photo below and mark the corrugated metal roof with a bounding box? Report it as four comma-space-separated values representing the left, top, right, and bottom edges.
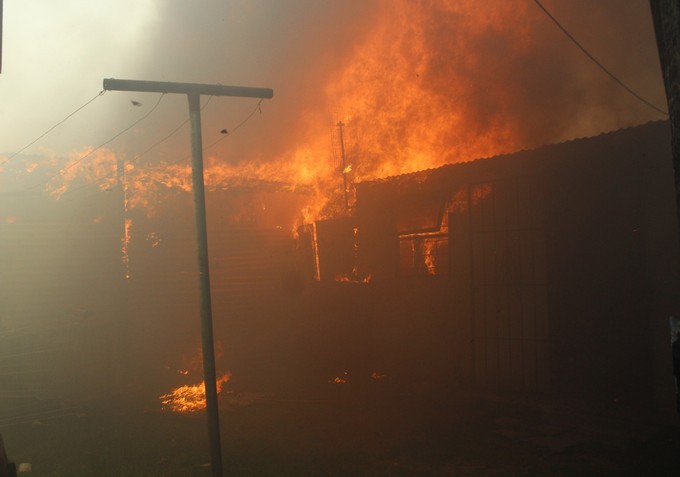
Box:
359, 120, 669, 184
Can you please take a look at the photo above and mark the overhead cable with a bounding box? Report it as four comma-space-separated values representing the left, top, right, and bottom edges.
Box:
0, 90, 106, 167
151, 98, 265, 169
534, 0, 668, 117
57, 97, 263, 198
128, 95, 214, 164
23, 93, 166, 193
202, 99, 264, 152
57, 93, 166, 175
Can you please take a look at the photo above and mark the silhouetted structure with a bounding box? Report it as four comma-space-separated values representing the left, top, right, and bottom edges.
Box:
314, 121, 680, 412
650, 0, 680, 240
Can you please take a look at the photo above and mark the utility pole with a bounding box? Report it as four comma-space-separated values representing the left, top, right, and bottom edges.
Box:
649, 1, 680, 240
103, 78, 273, 477
1, 0, 4, 73
648, 1, 680, 419
337, 121, 350, 210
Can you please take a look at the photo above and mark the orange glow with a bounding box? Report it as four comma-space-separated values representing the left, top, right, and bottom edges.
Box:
423, 240, 436, 275
471, 183, 493, 204
33, 1, 535, 262
329, 371, 349, 385
39, 3, 534, 224
283, 0, 539, 189
121, 217, 132, 280
334, 273, 371, 284
146, 231, 161, 249
440, 188, 470, 233
160, 372, 232, 413
47, 147, 119, 199
310, 222, 321, 281
332, 227, 371, 283
370, 372, 387, 381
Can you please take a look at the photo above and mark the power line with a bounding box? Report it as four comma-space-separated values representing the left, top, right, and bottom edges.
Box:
534, 0, 668, 117
56, 97, 265, 198
56, 93, 165, 176
202, 99, 264, 151
131, 117, 189, 161
6, 93, 165, 195
56, 96, 216, 197
53, 97, 210, 197
128, 95, 214, 164
0, 90, 106, 167
145, 98, 265, 170
5, 96, 264, 198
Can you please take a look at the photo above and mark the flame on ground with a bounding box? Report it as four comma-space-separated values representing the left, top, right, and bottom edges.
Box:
121, 217, 132, 280
329, 371, 349, 385
334, 273, 371, 284
160, 372, 232, 413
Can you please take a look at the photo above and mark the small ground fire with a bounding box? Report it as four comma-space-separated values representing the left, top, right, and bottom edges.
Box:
160, 372, 232, 413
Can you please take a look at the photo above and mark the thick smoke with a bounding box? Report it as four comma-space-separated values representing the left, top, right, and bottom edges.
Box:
1, 1, 665, 211
0, 0, 672, 430
128, 0, 666, 175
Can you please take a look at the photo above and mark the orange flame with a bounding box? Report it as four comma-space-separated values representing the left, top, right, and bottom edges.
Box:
121, 217, 132, 279
334, 273, 371, 284
329, 371, 349, 385
160, 372, 232, 413
32, 0, 554, 255
46, 147, 118, 199
41, 4, 538, 220
423, 240, 436, 275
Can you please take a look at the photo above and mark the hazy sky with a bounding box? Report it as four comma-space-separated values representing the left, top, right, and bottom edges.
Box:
0, 0, 668, 195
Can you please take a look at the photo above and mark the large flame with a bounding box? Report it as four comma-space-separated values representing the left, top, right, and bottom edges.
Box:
10, 0, 652, 246
281, 0, 547, 189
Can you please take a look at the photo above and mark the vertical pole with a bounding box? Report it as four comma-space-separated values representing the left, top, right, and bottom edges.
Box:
649, 0, 680, 418
650, 0, 680, 243
337, 121, 350, 210
188, 92, 223, 477
1, 0, 3, 74
466, 184, 477, 385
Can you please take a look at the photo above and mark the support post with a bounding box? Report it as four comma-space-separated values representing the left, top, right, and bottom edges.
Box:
1, 0, 3, 74
103, 78, 273, 477
646, 2, 680, 418
188, 91, 222, 477
337, 121, 350, 210
649, 1, 680, 241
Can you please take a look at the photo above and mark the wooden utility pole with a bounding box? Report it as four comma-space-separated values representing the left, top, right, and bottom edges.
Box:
649, 1, 680, 237
649, 1, 680, 419
336, 121, 351, 210
103, 78, 273, 477
1, 0, 4, 73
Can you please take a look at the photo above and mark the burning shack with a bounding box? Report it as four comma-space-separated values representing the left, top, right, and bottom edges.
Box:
5, 120, 678, 416
311, 120, 680, 410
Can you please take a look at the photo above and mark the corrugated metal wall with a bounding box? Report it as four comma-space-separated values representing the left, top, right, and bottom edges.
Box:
466, 178, 550, 391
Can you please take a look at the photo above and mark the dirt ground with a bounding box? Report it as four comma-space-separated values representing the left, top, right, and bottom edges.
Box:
2, 384, 679, 476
